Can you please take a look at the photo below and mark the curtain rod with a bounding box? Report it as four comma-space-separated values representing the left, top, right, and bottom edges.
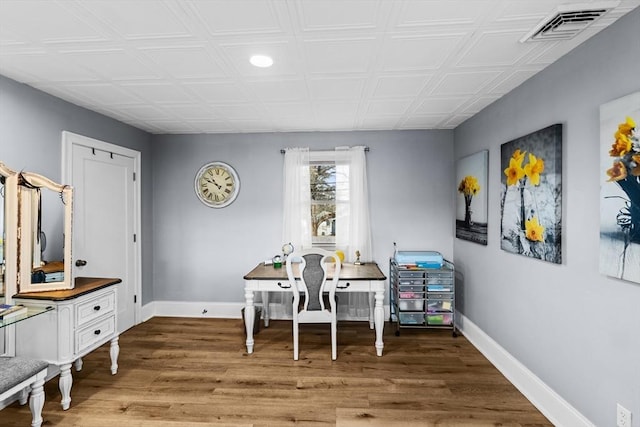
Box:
280, 147, 369, 154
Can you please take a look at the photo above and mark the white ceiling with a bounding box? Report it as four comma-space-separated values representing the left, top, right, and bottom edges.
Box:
0, 0, 638, 135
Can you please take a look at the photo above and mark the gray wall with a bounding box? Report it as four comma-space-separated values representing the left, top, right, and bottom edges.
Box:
453, 8, 640, 426
0, 75, 155, 304
151, 130, 454, 302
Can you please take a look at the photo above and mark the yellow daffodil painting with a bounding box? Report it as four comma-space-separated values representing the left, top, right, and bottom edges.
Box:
500, 124, 562, 263
600, 92, 640, 284
456, 151, 488, 245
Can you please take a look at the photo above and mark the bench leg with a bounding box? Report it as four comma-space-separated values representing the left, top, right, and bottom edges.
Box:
29, 378, 45, 427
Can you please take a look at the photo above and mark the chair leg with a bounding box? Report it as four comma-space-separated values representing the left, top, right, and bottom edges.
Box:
331, 319, 337, 360
293, 319, 299, 361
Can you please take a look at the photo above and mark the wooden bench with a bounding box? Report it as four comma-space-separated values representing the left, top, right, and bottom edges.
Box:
0, 357, 48, 427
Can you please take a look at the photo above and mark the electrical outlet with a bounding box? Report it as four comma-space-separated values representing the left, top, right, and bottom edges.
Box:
617, 403, 632, 427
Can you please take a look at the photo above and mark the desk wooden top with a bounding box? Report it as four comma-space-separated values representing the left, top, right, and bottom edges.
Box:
244, 262, 386, 281
14, 277, 121, 301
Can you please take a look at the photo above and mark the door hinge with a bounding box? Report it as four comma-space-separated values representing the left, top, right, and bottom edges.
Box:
133, 234, 137, 243
134, 295, 137, 303
133, 172, 136, 182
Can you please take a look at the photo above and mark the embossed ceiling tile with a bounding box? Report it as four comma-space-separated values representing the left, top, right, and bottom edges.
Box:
296, 0, 382, 31
183, 81, 249, 103
365, 99, 413, 116
79, 0, 192, 40
246, 79, 308, 102
400, 115, 448, 129
395, 0, 496, 26
220, 40, 298, 77
140, 46, 227, 79
157, 104, 219, 120
488, 68, 544, 95
493, 0, 563, 21
431, 70, 502, 96
0, 54, 99, 82
456, 31, 535, 67
308, 77, 366, 100
371, 74, 432, 98
0, 0, 107, 43
144, 121, 196, 133
264, 102, 314, 118
62, 50, 160, 80
119, 83, 199, 104
381, 34, 466, 71
225, 120, 274, 132
414, 97, 468, 114
189, 0, 283, 35
115, 105, 173, 121
60, 83, 142, 105
462, 95, 502, 114
210, 104, 268, 121
186, 120, 237, 133
360, 116, 402, 130
313, 102, 358, 128
441, 113, 474, 128
303, 38, 378, 74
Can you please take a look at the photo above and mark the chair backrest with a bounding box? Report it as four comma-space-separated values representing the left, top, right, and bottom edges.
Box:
286, 248, 341, 313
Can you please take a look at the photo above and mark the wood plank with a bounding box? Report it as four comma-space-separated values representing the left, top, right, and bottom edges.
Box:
1, 317, 552, 426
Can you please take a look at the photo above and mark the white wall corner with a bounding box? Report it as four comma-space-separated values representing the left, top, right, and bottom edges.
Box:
456, 314, 595, 427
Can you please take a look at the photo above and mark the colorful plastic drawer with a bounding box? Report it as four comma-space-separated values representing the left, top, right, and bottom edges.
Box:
398, 291, 425, 299
399, 312, 425, 325
398, 271, 425, 278
426, 284, 454, 292
398, 284, 423, 292
426, 313, 453, 326
427, 292, 453, 300
398, 299, 424, 311
427, 300, 453, 313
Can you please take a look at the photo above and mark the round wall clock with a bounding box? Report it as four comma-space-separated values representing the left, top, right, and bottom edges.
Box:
194, 161, 240, 208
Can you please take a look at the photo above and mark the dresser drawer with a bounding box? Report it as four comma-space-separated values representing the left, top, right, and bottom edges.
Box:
76, 315, 116, 354
76, 291, 115, 327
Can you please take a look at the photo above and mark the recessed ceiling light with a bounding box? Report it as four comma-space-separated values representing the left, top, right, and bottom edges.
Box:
249, 55, 273, 68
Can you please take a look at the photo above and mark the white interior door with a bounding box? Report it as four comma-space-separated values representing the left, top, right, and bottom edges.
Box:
63, 132, 140, 334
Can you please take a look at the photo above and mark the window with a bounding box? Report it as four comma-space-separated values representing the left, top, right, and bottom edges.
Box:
310, 162, 348, 248
283, 146, 371, 261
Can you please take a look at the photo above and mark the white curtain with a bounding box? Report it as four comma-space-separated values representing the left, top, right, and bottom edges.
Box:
282, 147, 312, 250
335, 146, 372, 318
335, 146, 372, 263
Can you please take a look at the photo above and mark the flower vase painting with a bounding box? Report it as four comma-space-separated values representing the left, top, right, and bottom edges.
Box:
456, 150, 488, 245
599, 92, 640, 284
500, 124, 562, 263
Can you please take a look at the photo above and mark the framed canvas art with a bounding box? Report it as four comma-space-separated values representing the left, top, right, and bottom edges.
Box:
599, 91, 640, 284
500, 124, 562, 263
456, 150, 488, 245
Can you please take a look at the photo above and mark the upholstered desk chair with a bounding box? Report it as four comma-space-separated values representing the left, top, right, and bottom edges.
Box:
285, 248, 341, 360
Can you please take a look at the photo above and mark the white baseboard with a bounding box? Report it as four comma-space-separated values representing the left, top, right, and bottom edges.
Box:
141, 301, 391, 322
456, 314, 594, 427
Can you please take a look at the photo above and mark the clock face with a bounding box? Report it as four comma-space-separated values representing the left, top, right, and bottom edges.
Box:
194, 162, 240, 208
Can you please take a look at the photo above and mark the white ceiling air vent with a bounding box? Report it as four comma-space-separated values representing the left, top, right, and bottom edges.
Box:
520, 1, 619, 42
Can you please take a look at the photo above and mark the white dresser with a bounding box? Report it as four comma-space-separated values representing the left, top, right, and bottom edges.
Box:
13, 277, 121, 410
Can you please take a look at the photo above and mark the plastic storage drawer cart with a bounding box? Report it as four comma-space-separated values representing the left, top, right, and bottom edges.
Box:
390, 256, 457, 337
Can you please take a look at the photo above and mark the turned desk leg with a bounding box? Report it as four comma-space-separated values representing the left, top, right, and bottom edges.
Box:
261, 291, 270, 327
374, 290, 385, 356
59, 363, 72, 410
29, 378, 45, 427
74, 358, 83, 371
244, 290, 255, 354
110, 336, 120, 375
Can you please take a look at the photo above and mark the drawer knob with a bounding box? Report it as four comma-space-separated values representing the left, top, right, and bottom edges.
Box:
75, 259, 87, 267
93, 305, 101, 311
94, 329, 101, 335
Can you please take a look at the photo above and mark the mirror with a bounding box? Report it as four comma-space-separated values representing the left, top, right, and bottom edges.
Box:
18, 171, 73, 292
0, 162, 18, 304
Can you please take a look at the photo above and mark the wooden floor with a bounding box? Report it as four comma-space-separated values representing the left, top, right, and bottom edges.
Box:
2, 317, 552, 426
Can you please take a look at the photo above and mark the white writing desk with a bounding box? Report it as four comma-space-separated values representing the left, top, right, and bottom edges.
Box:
243, 262, 387, 356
